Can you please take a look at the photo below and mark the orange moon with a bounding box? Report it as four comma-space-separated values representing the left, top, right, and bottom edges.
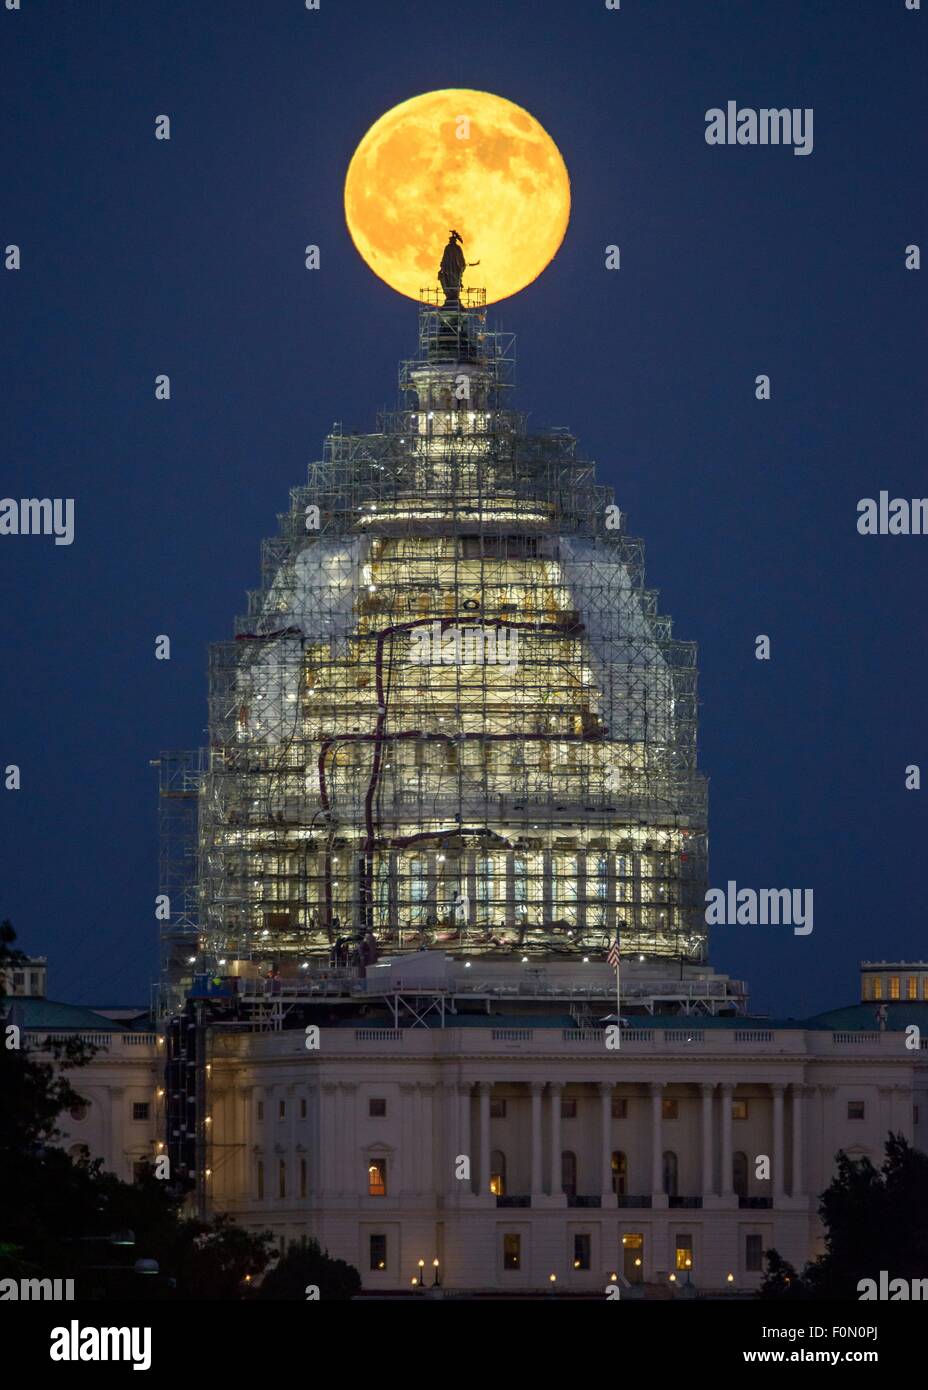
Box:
344, 89, 570, 305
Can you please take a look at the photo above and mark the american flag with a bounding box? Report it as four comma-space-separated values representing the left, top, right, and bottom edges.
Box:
607, 935, 621, 970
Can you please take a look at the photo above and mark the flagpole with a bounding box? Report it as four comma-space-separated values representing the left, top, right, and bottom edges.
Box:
616, 946, 621, 1052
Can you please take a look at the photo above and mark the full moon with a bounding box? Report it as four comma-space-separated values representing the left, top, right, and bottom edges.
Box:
344, 89, 570, 305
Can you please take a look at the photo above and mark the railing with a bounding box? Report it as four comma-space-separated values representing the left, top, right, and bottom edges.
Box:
354, 1029, 402, 1042
122, 1033, 157, 1046
832, 1032, 881, 1044
567, 1195, 601, 1208
734, 1031, 773, 1043
491, 1029, 533, 1042
562, 1029, 604, 1042
669, 1196, 703, 1208
739, 1196, 773, 1209
617, 1195, 652, 1208
496, 1195, 531, 1208
664, 1030, 704, 1043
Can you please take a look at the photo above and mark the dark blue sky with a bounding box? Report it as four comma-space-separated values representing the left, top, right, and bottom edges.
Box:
2, 0, 925, 1014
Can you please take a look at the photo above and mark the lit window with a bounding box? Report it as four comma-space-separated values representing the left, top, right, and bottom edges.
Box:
368, 1158, 387, 1197
732, 1100, 748, 1121
873, 976, 883, 1000
922, 978, 928, 1001
675, 1234, 693, 1272
573, 1234, 591, 1271
490, 1149, 506, 1197
503, 1234, 521, 1271
611, 1151, 627, 1196
662, 1098, 678, 1120
848, 1100, 865, 1120
890, 976, 900, 1000
907, 976, 918, 1000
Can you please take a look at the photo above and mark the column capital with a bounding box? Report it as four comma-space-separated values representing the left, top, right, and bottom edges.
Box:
719, 1081, 736, 1096
530, 1080, 545, 1097
458, 1081, 474, 1097
648, 1080, 665, 1095
700, 1083, 715, 1098
597, 1081, 613, 1097
770, 1082, 785, 1098
548, 1080, 564, 1094
477, 1081, 493, 1096
791, 1082, 810, 1098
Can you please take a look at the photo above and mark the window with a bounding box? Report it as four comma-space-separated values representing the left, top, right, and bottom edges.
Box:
132, 1102, 150, 1122
611, 1098, 628, 1119
369, 1234, 387, 1271
490, 1149, 506, 1197
503, 1234, 521, 1271
611, 1151, 627, 1197
278, 1099, 286, 1120
257, 1100, 264, 1121
256, 1160, 264, 1200
661, 1098, 678, 1121
561, 1150, 577, 1198
623, 1232, 644, 1284
908, 976, 918, 1000
732, 1099, 748, 1121
561, 1098, 577, 1119
873, 976, 883, 999
733, 1151, 749, 1199
369, 1097, 387, 1117
573, 1234, 591, 1271
300, 1159, 307, 1199
300, 1097, 307, 1119
490, 1098, 507, 1119
662, 1151, 678, 1198
675, 1234, 693, 1272
69, 1102, 89, 1122
69, 1143, 90, 1162
848, 1100, 865, 1120
923, 978, 928, 1002
890, 976, 900, 1000
745, 1234, 764, 1273
368, 1158, 387, 1197
278, 1160, 287, 1199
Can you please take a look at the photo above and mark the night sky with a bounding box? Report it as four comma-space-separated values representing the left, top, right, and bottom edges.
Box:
2, 0, 925, 1015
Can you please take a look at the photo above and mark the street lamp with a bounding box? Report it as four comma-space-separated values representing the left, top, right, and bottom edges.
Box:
432, 1258, 441, 1288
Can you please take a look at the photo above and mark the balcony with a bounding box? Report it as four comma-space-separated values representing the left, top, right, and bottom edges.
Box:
738, 1196, 773, 1209
566, 1194, 601, 1208
617, 1195, 652, 1208
496, 1195, 531, 1208
668, 1196, 703, 1209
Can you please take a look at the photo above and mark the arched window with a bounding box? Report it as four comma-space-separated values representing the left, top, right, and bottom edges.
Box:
368, 1157, 387, 1197
490, 1149, 506, 1197
69, 1143, 90, 1163
561, 1150, 577, 1198
662, 1150, 678, 1198
733, 1150, 749, 1199
611, 1150, 627, 1196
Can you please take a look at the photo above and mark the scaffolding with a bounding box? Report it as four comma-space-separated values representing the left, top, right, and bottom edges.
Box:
174, 288, 708, 994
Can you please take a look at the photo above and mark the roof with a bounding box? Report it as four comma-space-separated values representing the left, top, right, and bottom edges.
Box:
7, 998, 130, 1031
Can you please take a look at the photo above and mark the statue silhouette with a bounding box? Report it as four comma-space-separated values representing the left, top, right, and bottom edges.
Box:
438, 230, 479, 305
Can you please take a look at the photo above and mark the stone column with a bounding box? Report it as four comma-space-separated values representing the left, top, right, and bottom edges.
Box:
458, 1083, 473, 1193
548, 1082, 563, 1196
819, 1084, 836, 1190
649, 1082, 664, 1199
720, 1082, 734, 1198
400, 1082, 417, 1196
531, 1081, 544, 1198
478, 1082, 492, 1198
791, 1084, 806, 1198
321, 1082, 337, 1197
338, 1082, 357, 1198
700, 1083, 715, 1198
441, 1081, 458, 1196
771, 1084, 785, 1203
599, 1083, 614, 1199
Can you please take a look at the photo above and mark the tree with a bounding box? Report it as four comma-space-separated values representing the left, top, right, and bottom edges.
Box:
761, 1133, 928, 1299
255, 1238, 361, 1300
